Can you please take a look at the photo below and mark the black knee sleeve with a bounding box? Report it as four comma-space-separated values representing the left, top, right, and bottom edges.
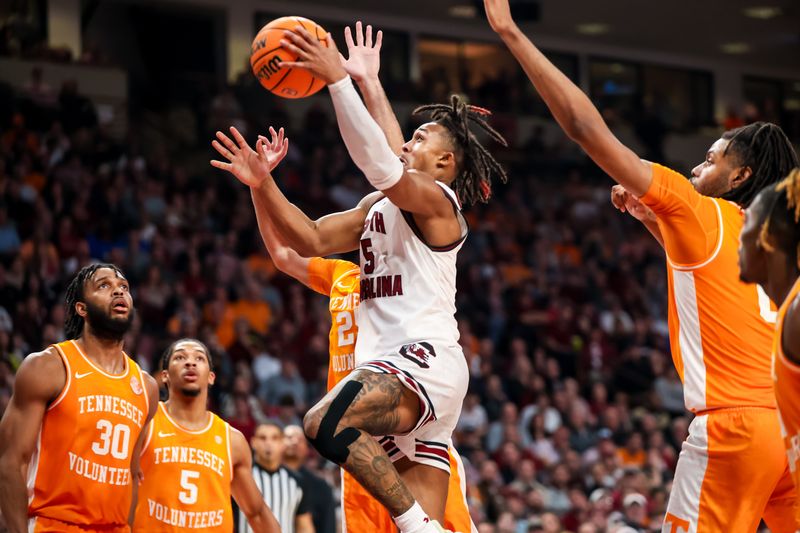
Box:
308, 380, 363, 464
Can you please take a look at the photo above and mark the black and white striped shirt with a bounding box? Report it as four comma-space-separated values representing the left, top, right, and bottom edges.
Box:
237, 463, 309, 533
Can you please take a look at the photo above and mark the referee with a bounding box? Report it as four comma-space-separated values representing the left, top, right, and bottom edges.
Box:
237, 422, 315, 533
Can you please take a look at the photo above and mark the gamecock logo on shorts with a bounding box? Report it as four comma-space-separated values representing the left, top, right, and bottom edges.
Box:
399, 342, 436, 369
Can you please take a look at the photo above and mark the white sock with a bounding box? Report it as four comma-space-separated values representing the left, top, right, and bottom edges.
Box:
393, 501, 433, 533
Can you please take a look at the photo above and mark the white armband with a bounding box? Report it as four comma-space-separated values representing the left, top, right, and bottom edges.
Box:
328, 76, 403, 191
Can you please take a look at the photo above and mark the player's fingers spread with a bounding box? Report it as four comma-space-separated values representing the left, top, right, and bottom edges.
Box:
282, 30, 311, 51
279, 40, 307, 59
278, 60, 303, 69
210, 160, 232, 171
355, 20, 364, 46
325, 32, 336, 50
215, 131, 237, 152
375, 30, 383, 50
344, 26, 355, 49
365, 24, 373, 48
211, 140, 234, 160
229, 126, 248, 149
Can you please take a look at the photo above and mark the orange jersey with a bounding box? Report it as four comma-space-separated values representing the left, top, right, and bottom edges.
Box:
773, 277, 800, 524
308, 257, 360, 390
133, 402, 233, 532
641, 164, 777, 412
27, 340, 150, 530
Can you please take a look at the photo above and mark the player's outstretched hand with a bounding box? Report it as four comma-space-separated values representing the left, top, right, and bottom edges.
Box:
484, 0, 518, 35
611, 184, 656, 222
256, 126, 290, 171
211, 126, 274, 188
280, 28, 347, 85
341, 21, 382, 83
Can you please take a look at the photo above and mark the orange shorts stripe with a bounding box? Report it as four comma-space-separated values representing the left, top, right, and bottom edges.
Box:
664, 407, 797, 532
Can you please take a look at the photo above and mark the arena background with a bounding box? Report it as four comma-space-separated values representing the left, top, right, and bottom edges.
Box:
0, 0, 799, 531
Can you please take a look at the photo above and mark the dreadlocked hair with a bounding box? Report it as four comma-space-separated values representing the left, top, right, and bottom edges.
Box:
413, 95, 508, 205
720, 122, 799, 208
757, 168, 800, 271
64, 263, 126, 340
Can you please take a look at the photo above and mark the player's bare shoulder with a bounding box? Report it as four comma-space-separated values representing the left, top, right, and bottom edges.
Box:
15, 346, 68, 403
228, 426, 251, 467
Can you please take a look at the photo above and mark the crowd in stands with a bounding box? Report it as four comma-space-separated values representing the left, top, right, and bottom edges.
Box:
0, 62, 781, 532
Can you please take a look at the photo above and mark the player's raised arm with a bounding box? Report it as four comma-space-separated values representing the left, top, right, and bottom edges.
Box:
246, 129, 313, 285
229, 429, 281, 533
211, 125, 371, 256
342, 21, 404, 154
0, 350, 65, 533
280, 28, 456, 220
484, 0, 651, 197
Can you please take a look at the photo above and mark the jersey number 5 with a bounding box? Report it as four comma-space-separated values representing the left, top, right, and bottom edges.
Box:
360, 239, 375, 274
179, 469, 200, 504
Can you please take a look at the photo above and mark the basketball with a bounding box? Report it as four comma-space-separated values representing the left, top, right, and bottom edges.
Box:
250, 16, 328, 99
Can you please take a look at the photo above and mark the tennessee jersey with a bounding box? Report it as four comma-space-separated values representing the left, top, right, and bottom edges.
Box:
773, 277, 800, 524
642, 164, 776, 412
134, 402, 233, 532
308, 257, 360, 390
27, 340, 150, 531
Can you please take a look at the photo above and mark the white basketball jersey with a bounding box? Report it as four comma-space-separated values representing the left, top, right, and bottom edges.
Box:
354, 182, 468, 362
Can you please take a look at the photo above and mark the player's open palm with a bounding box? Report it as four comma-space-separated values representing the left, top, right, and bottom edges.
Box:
211, 126, 272, 188
484, 0, 516, 34
341, 21, 382, 82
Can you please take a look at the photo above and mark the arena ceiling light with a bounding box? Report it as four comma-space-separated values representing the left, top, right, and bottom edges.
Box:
721, 42, 751, 54
742, 6, 782, 19
576, 23, 610, 36
448, 4, 478, 18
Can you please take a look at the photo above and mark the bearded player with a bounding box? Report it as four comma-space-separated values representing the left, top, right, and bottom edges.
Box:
0, 264, 159, 533
739, 168, 800, 525
132, 338, 280, 532
211, 22, 504, 533
484, 0, 799, 530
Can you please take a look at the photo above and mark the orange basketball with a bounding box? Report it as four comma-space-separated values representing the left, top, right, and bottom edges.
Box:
250, 16, 328, 99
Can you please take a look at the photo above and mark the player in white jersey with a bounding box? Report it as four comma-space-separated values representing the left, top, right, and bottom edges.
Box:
210, 23, 506, 533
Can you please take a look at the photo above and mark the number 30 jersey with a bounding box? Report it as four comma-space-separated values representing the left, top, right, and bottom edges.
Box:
28, 340, 150, 529
133, 402, 233, 532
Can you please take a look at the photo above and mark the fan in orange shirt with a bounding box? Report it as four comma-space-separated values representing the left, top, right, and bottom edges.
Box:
484, 0, 799, 530
132, 338, 280, 533
246, 159, 476, 532
739, 168, 800, 524
0, 264, 160, 533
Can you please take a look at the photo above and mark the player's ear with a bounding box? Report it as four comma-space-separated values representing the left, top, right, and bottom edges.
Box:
160, 369, 169, 386
75, 301, 87, 318
436, 151, 455, 171
731, 165, 752, 188
208, 371, 216, 386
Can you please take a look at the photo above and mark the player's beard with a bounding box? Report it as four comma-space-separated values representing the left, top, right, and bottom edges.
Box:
84, 300, 135, 341
180, 387, 202, 397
